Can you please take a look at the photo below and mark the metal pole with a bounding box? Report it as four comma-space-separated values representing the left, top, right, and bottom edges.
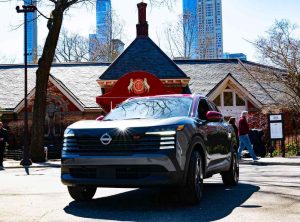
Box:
20, 10, 32, 166
282, 139, 286, 158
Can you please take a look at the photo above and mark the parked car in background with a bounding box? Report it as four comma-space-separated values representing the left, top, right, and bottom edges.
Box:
61, 94, 239, 204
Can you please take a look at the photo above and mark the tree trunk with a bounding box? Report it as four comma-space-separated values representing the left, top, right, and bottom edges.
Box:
30, 8, 64, 162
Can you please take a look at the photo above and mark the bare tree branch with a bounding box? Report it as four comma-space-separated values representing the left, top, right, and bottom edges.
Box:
251, 19, 300, 114
163, 13, 197, 59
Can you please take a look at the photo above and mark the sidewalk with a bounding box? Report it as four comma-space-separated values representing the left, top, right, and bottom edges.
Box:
2, 156, 300, 169
239, 156, 300, 166
2, 159, 61, 169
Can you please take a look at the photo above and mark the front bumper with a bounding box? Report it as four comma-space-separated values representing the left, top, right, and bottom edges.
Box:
61, 151, 184, 187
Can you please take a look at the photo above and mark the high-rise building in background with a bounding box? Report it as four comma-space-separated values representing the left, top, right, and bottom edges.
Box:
96, 0, 112, 42
224, 53, 247, 61
183, 0, 223, 59
183, 0, 198, 59
25, 0, 38, 63
89, 0, 112, 61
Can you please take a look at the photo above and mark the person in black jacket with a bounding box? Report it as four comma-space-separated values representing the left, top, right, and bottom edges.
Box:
228, 117, 239, 146
0, 121, 8, 169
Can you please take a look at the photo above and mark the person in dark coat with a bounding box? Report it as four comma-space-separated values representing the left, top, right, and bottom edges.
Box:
228, 117, 239, 146
0, 121, 8, 169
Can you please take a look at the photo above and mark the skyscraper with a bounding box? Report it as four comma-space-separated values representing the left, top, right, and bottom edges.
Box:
89, 0, 112, 61
183, 0, 198, 59
96, 0, 112, 43
183, 0, 223, 59
24, 0, 38, 63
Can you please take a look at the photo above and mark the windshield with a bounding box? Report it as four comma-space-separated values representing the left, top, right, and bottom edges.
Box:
104, 97, 193, 121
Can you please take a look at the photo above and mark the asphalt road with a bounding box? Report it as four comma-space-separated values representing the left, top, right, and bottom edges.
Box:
0, 164, 299, 222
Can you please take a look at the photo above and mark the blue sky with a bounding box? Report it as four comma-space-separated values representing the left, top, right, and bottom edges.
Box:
0, 0, 300, 63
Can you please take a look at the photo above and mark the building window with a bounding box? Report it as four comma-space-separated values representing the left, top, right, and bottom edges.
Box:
224, 92, 233, 106
236, 94, 246, 106
213, 94, 221, 106
206, 4, 213, 17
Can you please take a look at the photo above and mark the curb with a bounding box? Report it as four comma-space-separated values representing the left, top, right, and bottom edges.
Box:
239, 160, 300, 166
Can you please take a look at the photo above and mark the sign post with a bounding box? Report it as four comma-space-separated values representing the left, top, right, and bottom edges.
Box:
268, 114, 285, 157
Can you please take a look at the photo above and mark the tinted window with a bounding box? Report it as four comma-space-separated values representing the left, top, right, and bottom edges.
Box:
104, 97, 193, 120
198, 99, 211, 120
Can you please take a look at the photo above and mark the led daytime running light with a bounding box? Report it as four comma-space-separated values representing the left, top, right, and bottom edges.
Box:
145, 125, 185, 135
64, 133, 75, 138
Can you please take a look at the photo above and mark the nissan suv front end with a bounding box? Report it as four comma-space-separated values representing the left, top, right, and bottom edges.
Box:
61, 95, 239, 204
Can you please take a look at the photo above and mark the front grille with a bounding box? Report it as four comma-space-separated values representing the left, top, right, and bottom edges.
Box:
69, 165, 167, 179
64, 134, 175, 152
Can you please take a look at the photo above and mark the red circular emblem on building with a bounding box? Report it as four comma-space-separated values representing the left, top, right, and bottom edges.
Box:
128, 78, 150, 94
133, 78, 144, 94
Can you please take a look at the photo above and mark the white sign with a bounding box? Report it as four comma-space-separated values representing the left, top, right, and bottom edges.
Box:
270, 122, 283, 139
269, 115, 282, 121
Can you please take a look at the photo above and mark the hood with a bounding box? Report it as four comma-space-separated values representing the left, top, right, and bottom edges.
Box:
67, 117, 189, 130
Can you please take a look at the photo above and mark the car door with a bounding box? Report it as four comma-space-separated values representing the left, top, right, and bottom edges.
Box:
208, 101, 231, 156
196, 98, 225, 168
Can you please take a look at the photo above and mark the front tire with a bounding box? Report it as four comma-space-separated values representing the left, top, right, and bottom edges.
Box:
221, 150, 239, 186
67, 186, 97, 201
182, 150, 203, 205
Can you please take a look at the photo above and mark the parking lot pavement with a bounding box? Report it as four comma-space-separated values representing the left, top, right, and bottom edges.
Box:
0, 162, 299, 222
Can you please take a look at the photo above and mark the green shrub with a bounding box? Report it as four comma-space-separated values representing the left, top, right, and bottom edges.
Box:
272, 149, 281, 157
286, 142, 300, 156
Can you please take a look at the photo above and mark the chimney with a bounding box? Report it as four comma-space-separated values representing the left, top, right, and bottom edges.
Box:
136, 2, 148, 37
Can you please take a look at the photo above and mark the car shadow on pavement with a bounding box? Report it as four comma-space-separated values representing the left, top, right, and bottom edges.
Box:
64, 182, 260, 222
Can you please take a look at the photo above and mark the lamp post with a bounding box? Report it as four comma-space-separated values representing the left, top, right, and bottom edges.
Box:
16, 2, 37, 166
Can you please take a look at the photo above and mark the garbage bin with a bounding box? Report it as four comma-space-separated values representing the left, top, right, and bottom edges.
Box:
249, 129, 266, 157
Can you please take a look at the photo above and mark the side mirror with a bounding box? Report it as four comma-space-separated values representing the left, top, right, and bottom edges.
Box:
206, 111, 223, 122
96, 115, 104, 121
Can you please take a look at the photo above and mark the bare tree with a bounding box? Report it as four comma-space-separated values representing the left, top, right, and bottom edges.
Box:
29, 0, 94, 162
164, 12, 197, 59
253, 19, 300, 114
55, 30, 89, 62
0, 55, 16, 64
148, 0, 176, 9
89, 10, 124, 62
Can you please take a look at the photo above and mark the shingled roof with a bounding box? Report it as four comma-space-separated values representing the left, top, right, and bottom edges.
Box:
176, 59, 287, 106
0, 59, 287, 111
99, 37, 189, 80
0, 63, 107, 110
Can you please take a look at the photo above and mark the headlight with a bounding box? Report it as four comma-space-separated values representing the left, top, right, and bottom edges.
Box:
145, 125, 185, 136
63, 128, 75, 138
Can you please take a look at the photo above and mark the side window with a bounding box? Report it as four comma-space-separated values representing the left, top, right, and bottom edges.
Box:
208, 101, 220, 112
198, 99, 211, 120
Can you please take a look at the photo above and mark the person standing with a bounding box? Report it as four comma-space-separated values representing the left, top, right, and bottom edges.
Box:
237, 111, 259, 161
228, 117, 239, 146
0, 121, 8, 169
